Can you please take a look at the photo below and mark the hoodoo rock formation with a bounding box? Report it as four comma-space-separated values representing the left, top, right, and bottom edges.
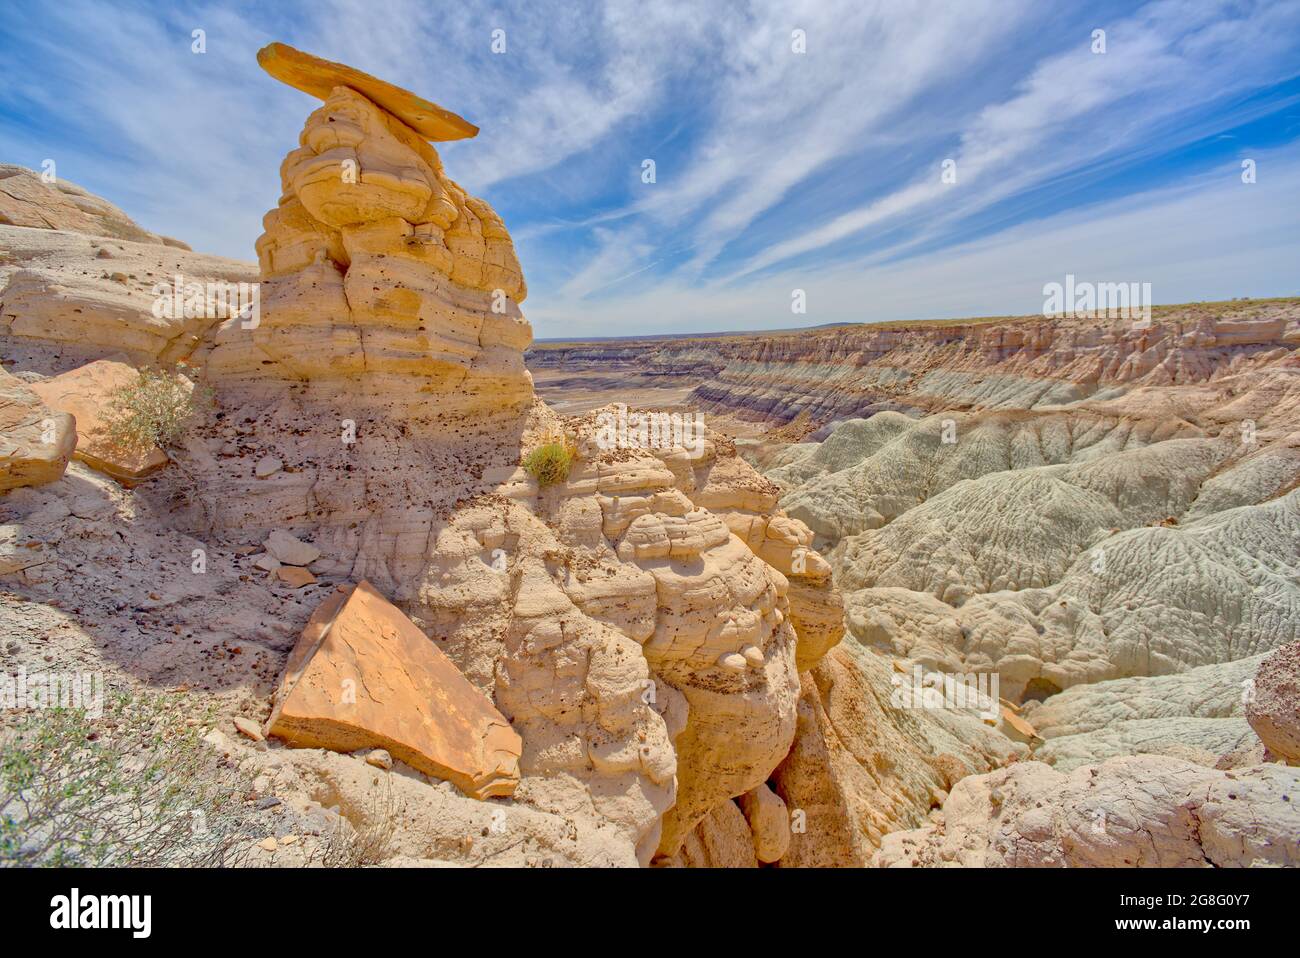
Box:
189, 45, 849, 861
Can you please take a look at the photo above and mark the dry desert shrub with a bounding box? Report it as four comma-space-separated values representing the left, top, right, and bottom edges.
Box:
102, 366, 212, 453
305, 781, 399, 868
0, 691, 261, 867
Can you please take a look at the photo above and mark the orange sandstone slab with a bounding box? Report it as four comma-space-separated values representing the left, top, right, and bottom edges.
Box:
0, 366, 75, 491
266, 580, 521, 799
999, 705, 1041, 745
257, 43, 479, 142
29, 359, 170, 485
276, 565, 317, 588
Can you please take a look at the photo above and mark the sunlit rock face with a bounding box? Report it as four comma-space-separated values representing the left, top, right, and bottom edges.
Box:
208, 85, 531, 423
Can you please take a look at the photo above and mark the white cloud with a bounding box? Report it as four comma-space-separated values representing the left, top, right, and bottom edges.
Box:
2, 0, 1296, 336
529, 145, 1300, 338
725, 0, 1300, 280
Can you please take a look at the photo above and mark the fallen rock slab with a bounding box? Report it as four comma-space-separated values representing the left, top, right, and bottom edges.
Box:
0, 366, 75, 491
276, 565, 316, 588
256, 42, 478, 142
266, 580, 522, 799
1246, 641, 1300, 763
263, 529, 320, 566
253, 553, 281, 572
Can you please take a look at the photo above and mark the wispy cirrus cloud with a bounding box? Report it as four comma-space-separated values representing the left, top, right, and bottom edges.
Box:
527, 146, 1300, 337
0, 0, 1297, 338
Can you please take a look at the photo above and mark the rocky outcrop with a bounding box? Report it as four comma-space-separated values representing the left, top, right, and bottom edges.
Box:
0, 365, 75, 491
0, 225, 256, 372
529, 302, 1300, 432
205, 68, 528, 419
874, 756, 1300, 867
0, 163, 189, 247
770, 638, 1026, 866
256, 44, 479, 142
267, 580, 523, 799
0, 44, 838, 867
1246, 642, 1300, 764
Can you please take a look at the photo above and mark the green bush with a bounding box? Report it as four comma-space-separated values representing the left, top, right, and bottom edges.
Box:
103, 367, 211, 452
523, 441, 574, 486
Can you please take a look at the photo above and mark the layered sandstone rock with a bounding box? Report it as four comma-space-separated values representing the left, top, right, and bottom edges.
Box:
206, 69, 528, 420
1246, 642, 1300, 764
0, 366, 75, 491
0, 224, 256, 371
256, 44, 479, 142
267, 580, 522, 799
529, 301, 1300, 433
170, 47, 844, 865
0, 163, 188, 247
875, 756, 1300, 867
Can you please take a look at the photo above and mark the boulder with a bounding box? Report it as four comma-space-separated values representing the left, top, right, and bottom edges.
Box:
276, 566, 316, 588
0, 366, 75, 491
1246, 641, 1300, 763
232, 716, 265, 742
263, 530, 320, 566
266, 580, 522, 799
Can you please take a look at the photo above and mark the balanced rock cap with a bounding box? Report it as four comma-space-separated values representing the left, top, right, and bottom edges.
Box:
256, 42, 479, 142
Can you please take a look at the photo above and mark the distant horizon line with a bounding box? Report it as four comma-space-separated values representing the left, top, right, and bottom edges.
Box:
529, 295, 1300, 346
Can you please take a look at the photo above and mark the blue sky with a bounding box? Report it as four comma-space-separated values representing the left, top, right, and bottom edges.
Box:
2, 0, 1299, 339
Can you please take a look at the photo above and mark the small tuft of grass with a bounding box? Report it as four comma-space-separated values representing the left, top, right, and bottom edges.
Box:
523, 438, 575, 486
